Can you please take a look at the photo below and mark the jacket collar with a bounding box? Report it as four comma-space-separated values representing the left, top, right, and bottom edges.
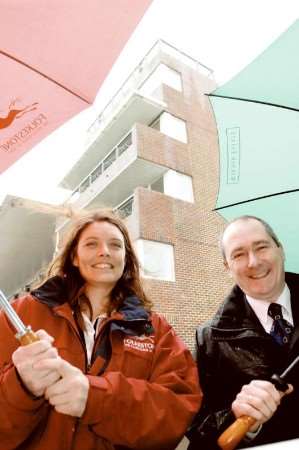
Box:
31, 275, 67, 307
110, 295, 153, 336
211, 272, 299, 341
285, 273, 299, 348
31, 276, 153, 336
211, 283, 262, 331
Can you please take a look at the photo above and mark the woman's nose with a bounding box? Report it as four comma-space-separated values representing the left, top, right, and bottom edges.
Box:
97, 242, 110, 256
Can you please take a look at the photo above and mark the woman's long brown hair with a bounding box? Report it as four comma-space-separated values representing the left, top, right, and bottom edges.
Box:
46, 209, 152, 326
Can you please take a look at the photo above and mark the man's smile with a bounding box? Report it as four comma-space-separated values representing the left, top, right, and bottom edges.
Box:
248, 270, 270, 280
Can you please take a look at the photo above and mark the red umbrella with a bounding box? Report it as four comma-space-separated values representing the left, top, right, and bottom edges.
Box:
0, 0, 153, 174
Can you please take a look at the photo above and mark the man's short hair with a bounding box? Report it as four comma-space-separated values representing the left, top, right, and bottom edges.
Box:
219, 215, 282, 261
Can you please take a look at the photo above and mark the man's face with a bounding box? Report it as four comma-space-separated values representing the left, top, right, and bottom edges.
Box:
222, 219, 285, 301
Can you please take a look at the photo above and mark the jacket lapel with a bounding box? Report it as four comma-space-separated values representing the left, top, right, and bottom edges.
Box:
287, 273, 299, 351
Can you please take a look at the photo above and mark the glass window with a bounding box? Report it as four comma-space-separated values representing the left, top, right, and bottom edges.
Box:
159, 112, 188, 143
136, 239, 175, 281
163, 170, 194, 203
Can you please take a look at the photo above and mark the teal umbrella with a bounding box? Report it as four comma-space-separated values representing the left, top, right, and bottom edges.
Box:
210, 19, 299, 272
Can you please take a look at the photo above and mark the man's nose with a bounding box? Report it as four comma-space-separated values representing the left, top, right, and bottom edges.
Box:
247, 251, 259, 267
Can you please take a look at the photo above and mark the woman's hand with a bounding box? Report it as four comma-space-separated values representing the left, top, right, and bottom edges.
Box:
37, 358, 89, 417
12, 329, 60, 397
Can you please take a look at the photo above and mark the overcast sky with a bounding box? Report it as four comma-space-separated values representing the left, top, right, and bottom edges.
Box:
0, 0, 298, 204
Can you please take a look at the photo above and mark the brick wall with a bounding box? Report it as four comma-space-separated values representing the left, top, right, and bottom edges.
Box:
126, 53, 233, 350
135, 122, 192, 175
130, 188, 232, 350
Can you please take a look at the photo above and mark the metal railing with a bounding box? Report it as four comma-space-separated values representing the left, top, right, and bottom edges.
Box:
115, 195, 134, 218
86, 40, 213, 140
68, 132, 132, 202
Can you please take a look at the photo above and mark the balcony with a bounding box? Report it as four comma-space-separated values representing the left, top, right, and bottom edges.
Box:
115, 195, 134, 219
68, 132, 133, 202
0, 196, 56, 296
87, 40, 213, 140
61, 93, 166, 190
61, 41, 212, 191
65, 125, 167, 213
57, 116, 193, 233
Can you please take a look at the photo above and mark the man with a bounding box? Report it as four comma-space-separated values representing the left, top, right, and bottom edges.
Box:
188, 215, 299, 449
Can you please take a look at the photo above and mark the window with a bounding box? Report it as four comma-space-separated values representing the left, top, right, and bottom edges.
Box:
150, 171, 194, 203
159, 112, 187, 143
139, 64, 182, 97
136, 239, 175, 281
163, 170, 194, 203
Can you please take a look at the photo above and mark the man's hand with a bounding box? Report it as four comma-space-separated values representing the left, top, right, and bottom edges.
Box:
37, 358, 89, 417
12, 329, 61, 397
232, 379, 293, 432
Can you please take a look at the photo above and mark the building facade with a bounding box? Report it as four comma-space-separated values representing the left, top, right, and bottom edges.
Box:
58, 40, 232, 349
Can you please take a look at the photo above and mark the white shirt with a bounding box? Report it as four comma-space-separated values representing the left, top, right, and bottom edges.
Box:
82, 312, 107, 364
246, 283, 293, 332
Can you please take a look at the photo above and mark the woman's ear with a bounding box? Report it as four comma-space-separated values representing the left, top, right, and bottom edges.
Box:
71, 250, 78, 267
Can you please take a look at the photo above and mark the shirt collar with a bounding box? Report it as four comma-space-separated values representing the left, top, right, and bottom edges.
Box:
246, 283, 293, 329
81, 312, 108, 364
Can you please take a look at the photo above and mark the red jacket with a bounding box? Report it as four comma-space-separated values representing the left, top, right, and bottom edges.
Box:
0, 278, 201, 449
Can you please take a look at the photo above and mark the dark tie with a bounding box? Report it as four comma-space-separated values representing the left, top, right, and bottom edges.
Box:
268, 303, 293, 345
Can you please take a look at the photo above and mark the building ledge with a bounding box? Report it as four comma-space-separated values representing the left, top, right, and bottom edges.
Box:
60, 92, 166, 190
0, 196, 55, 296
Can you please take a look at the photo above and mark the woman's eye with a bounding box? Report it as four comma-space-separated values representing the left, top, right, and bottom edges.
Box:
110, 242, 122, 249
86, 242, 96, 247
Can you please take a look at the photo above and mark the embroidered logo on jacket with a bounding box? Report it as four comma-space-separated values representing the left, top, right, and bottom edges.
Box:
124, 335, 155, 352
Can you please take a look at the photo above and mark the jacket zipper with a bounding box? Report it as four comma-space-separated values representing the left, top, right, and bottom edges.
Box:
51, 313, 88, 450
88, 317, 111, 372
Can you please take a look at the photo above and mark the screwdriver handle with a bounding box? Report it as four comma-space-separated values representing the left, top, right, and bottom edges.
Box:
16, 326, 40, 346
218, 374, 290, 450
217, 415, 256, 450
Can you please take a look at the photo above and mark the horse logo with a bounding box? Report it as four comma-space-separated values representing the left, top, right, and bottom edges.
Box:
0, 99, 38, 130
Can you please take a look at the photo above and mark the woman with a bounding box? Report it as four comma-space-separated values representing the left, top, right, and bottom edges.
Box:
0, 209, 201, 450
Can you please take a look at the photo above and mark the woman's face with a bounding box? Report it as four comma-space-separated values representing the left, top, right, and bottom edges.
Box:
73, 221, 126, 290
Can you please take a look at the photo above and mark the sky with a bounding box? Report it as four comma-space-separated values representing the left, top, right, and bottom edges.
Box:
0, 0, 298, 205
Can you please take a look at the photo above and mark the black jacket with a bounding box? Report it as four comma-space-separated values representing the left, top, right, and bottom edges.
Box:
187, 272, 299, 449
